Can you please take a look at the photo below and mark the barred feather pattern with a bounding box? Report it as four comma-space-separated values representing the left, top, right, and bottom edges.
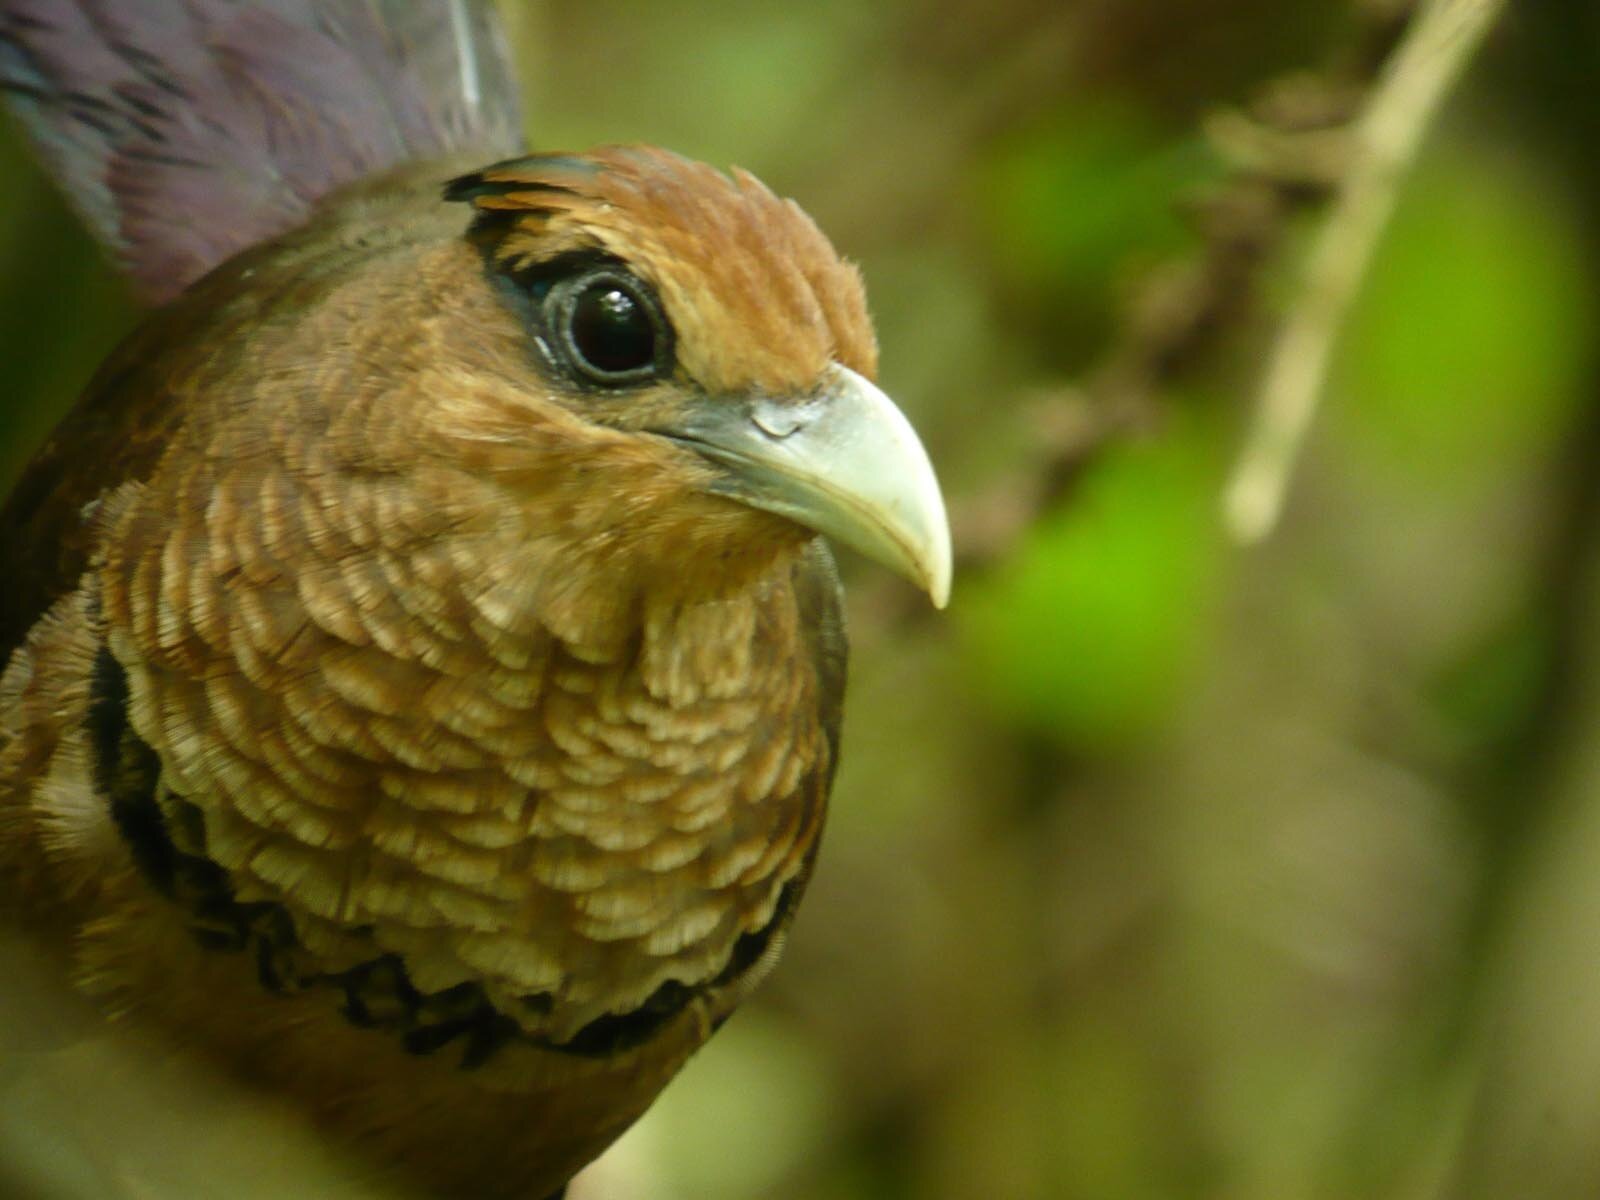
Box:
0, 134, 863, 1197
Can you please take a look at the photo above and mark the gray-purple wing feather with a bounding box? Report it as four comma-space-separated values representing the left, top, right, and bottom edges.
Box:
0, 0, 523, 303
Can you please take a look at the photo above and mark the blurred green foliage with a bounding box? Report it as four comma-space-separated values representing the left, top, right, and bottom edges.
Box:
962, 423, 1225, 748
0, 126, 132, 488
980, 108, 1217, 365
1336, 145, 1591, 489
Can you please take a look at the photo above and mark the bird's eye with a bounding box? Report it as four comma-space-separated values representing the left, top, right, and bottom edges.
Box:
552, 272, 667, 386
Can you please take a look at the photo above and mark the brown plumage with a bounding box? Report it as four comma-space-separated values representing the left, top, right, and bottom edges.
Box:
0, 5, 948, 1198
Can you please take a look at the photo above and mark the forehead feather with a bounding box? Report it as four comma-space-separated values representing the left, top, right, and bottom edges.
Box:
450, 146, 877, 394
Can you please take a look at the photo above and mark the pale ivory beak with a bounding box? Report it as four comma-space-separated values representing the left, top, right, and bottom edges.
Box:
663, 364, 952, 607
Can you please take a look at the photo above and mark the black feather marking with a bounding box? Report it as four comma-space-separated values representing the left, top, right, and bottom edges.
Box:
459, 1010, 522, 1069
443, 154, 594, 204
85, 643, 310, 982
122, 113, 166, 143
549, 882, 805, 1058
109, 85, 163, 118
65, 104, 120, 137
297, 875, 809, 1067
558, 980, 694, 1058
333, 954, 422, 1027
79, 649, 803, 1070
399, 982, 521, 1069
87, 644, 176, 895
120, 148, 208, 168
59, 88, 117, 113
402, 1017, 477, 1057
444, 176, 582, 206
0, 79, 50, 104
104, 38, 190, 100
84, 643, 131, 797
321, 958, 528, 1070
716, 878, 802, 985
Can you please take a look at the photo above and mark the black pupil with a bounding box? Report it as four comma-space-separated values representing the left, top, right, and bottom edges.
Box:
569, 282, 655, 376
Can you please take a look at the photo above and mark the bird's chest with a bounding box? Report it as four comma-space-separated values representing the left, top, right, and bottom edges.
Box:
55, 494, 832, 1055
0, 544, 830, 1196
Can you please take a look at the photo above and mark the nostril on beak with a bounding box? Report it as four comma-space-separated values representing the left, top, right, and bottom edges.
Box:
751, 398, 824, 440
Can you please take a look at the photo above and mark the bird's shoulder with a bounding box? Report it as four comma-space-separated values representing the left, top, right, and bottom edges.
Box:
0, 169, 474, 666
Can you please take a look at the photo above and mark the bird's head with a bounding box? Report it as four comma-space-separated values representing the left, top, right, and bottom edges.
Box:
438, 145, 950, 608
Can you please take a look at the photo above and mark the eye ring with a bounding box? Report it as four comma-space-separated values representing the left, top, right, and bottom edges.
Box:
548, 269, 670, 387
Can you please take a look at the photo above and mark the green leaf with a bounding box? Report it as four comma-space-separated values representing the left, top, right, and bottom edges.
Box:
1334, 146, 1591, 485
960, 422, 1223, 748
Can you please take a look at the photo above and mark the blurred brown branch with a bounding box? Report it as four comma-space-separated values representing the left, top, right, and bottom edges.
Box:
1224, 0, 1510, 544
858, 0, 1419, 634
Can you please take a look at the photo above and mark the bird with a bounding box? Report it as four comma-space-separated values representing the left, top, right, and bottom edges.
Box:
0, 2, 949, 1198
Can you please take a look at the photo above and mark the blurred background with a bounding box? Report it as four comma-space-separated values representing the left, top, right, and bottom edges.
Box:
4, 1, 1598, 1197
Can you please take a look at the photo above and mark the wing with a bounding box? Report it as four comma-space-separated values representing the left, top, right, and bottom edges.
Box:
0, 291, 192, 658
0, 0, 522, 304
794, 537, 847, 787
689, 538, 846, 1018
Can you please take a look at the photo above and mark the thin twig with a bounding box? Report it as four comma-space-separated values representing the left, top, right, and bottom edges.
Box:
853, 2, 1414, 636
1223, 0, 1509, 544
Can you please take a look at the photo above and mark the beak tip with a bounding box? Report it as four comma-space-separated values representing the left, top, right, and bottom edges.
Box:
925, 553, 952, 610
687, 361, 955, 611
